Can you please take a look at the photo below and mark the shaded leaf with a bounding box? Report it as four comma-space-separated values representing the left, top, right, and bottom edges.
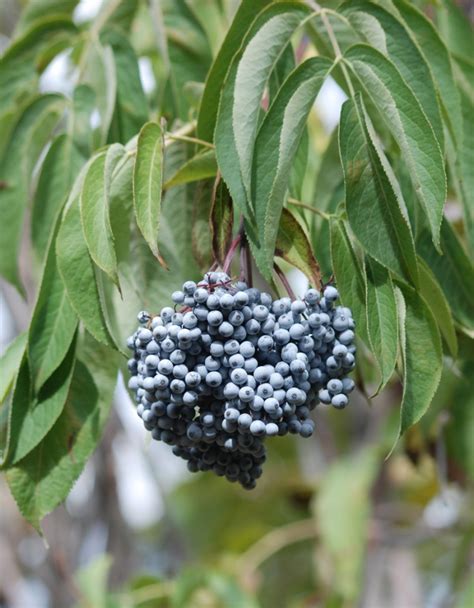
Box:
70, 84, 96, 158
164, 149, 217, 189
13, 0, 78, 35
0, 333, 27, 405
339, 95, 418, 286
211, 180, 234, 267
344, 44, 446, 249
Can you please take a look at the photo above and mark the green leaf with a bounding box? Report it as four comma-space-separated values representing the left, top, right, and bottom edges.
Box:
395, 285, 443, 436
0, 333, 27, 405
57, 198, 115, 347
329, 219, 368, 344
214, 2, 310, 221
211, 180, 234, 267
13, 0, 78, 35
344, 44, 446, 249
164, 149, 217, 189
417, 219, 474, 334
70, 84, 96, 158
393, 0, 463, 148
315, 447, 379, 603
275, 209, 321, 289
196, 0, 272, 140
417, 257, 458, 357
31, 134, 85, 261
3, 338, 76, 468
28, 228, 78, 392
446, 362, 474, 482
6, 338, 118, 531
80, 145, 125, 288
133, 122, 165, 264
339, 95, 418, 286
0, 94, 65, 292
75, 555, 114, 608
252, 57, 332, 276
365, 256, 398, 394
172, 569, 259, 608
341, 1, 444, 150
458, 89, 474, 252
438, 0, 473, 64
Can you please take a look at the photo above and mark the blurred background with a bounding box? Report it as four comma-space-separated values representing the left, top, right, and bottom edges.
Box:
1, 1, 473, 607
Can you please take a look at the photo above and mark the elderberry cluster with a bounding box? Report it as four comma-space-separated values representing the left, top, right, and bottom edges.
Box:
126, 272, 356, 489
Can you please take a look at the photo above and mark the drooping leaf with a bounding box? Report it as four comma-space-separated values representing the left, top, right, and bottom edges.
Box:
70, 84, 96, 158
252, 57, 332, 276
31, 134, 85, 261
57, 198, 115, 347
395, 285, 443, 437
437, 0, 473, 64
275, 209, 321, 290
196, 0, 272, 141
329, 218, 368, 344
6, 338, 118, 531
339, 95, 418, 286
315, 447, 379, 603
344, 44, 446, 249
3, 338, 76, 468
80, 145, 126, 288
365, 256, 398, 394
164, 149, 217, 189
133, 122, 165, 264
417, 219, 474, 334
341, 1, 444, 150
0, 333, 27, 405
393, 0, 463, 148
28, 227, 78, 392
0, 94, 65, 292
211, 180, 234, 267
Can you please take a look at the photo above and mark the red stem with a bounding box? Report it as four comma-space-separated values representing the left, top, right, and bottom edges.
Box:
274, 263, 296, 300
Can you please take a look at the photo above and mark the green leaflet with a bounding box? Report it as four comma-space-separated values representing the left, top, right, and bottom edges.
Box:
417, 257, 458, 357
0, 333, 27, 405
215, 2, 310, 221
57, 198, 115, 347
395, 286, 443, 437
275, 209, 321, 290
197, 0, 272, 140
164, 149, 217, 189
341, 1, 444, 150
365, 256, 398, 394
329, 219, 368, 344
80, 144, 125, 288
344, 44, 446, 249
393, 0, 463, 148
6, 339, 118, 531
252, 57, 332, 277
13, 0, 78, 35
339, 95, 418, 286
28, 225, 78, 392
3, 338, 76, 468
133, 122, 165, 264
31, 133, 85, 261
0, 94, 65, 292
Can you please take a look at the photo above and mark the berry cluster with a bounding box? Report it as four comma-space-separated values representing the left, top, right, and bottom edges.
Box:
126, 272, 356, 489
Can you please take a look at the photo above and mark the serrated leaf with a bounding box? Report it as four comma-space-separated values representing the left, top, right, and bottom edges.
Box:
196, 0, 272, 141
28, 227, 78, 392
395, 286, 443, 436
315, 447, 379, 603
417, 219, 474, 334
393, 0, 463, 149
211, 180, 234, 267
164, 149, 217, 189
329, 219, 368, 343
0, 94, 65, 292
215, 2, 310, 221
3, 338, 76, 468
344, 44, 446, 249
80, 145, 125, 288
341, 1, 444, 150
57, 198, 115, 347
6, 338, 118, 531
417, 257, 457, 357
133, 122, 165, 264
339, 95, 418, 286
275, 208, 321, 289
365, 256, 398, 394
0, 333, 27, 405
252, 57, 332, 277
31, 134, 85, 261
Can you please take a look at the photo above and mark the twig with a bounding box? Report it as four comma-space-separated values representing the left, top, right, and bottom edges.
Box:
287, 197, 332, 220
274, 262, 296, 300
164, 132, 215, 149
223, 227, 243, 274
